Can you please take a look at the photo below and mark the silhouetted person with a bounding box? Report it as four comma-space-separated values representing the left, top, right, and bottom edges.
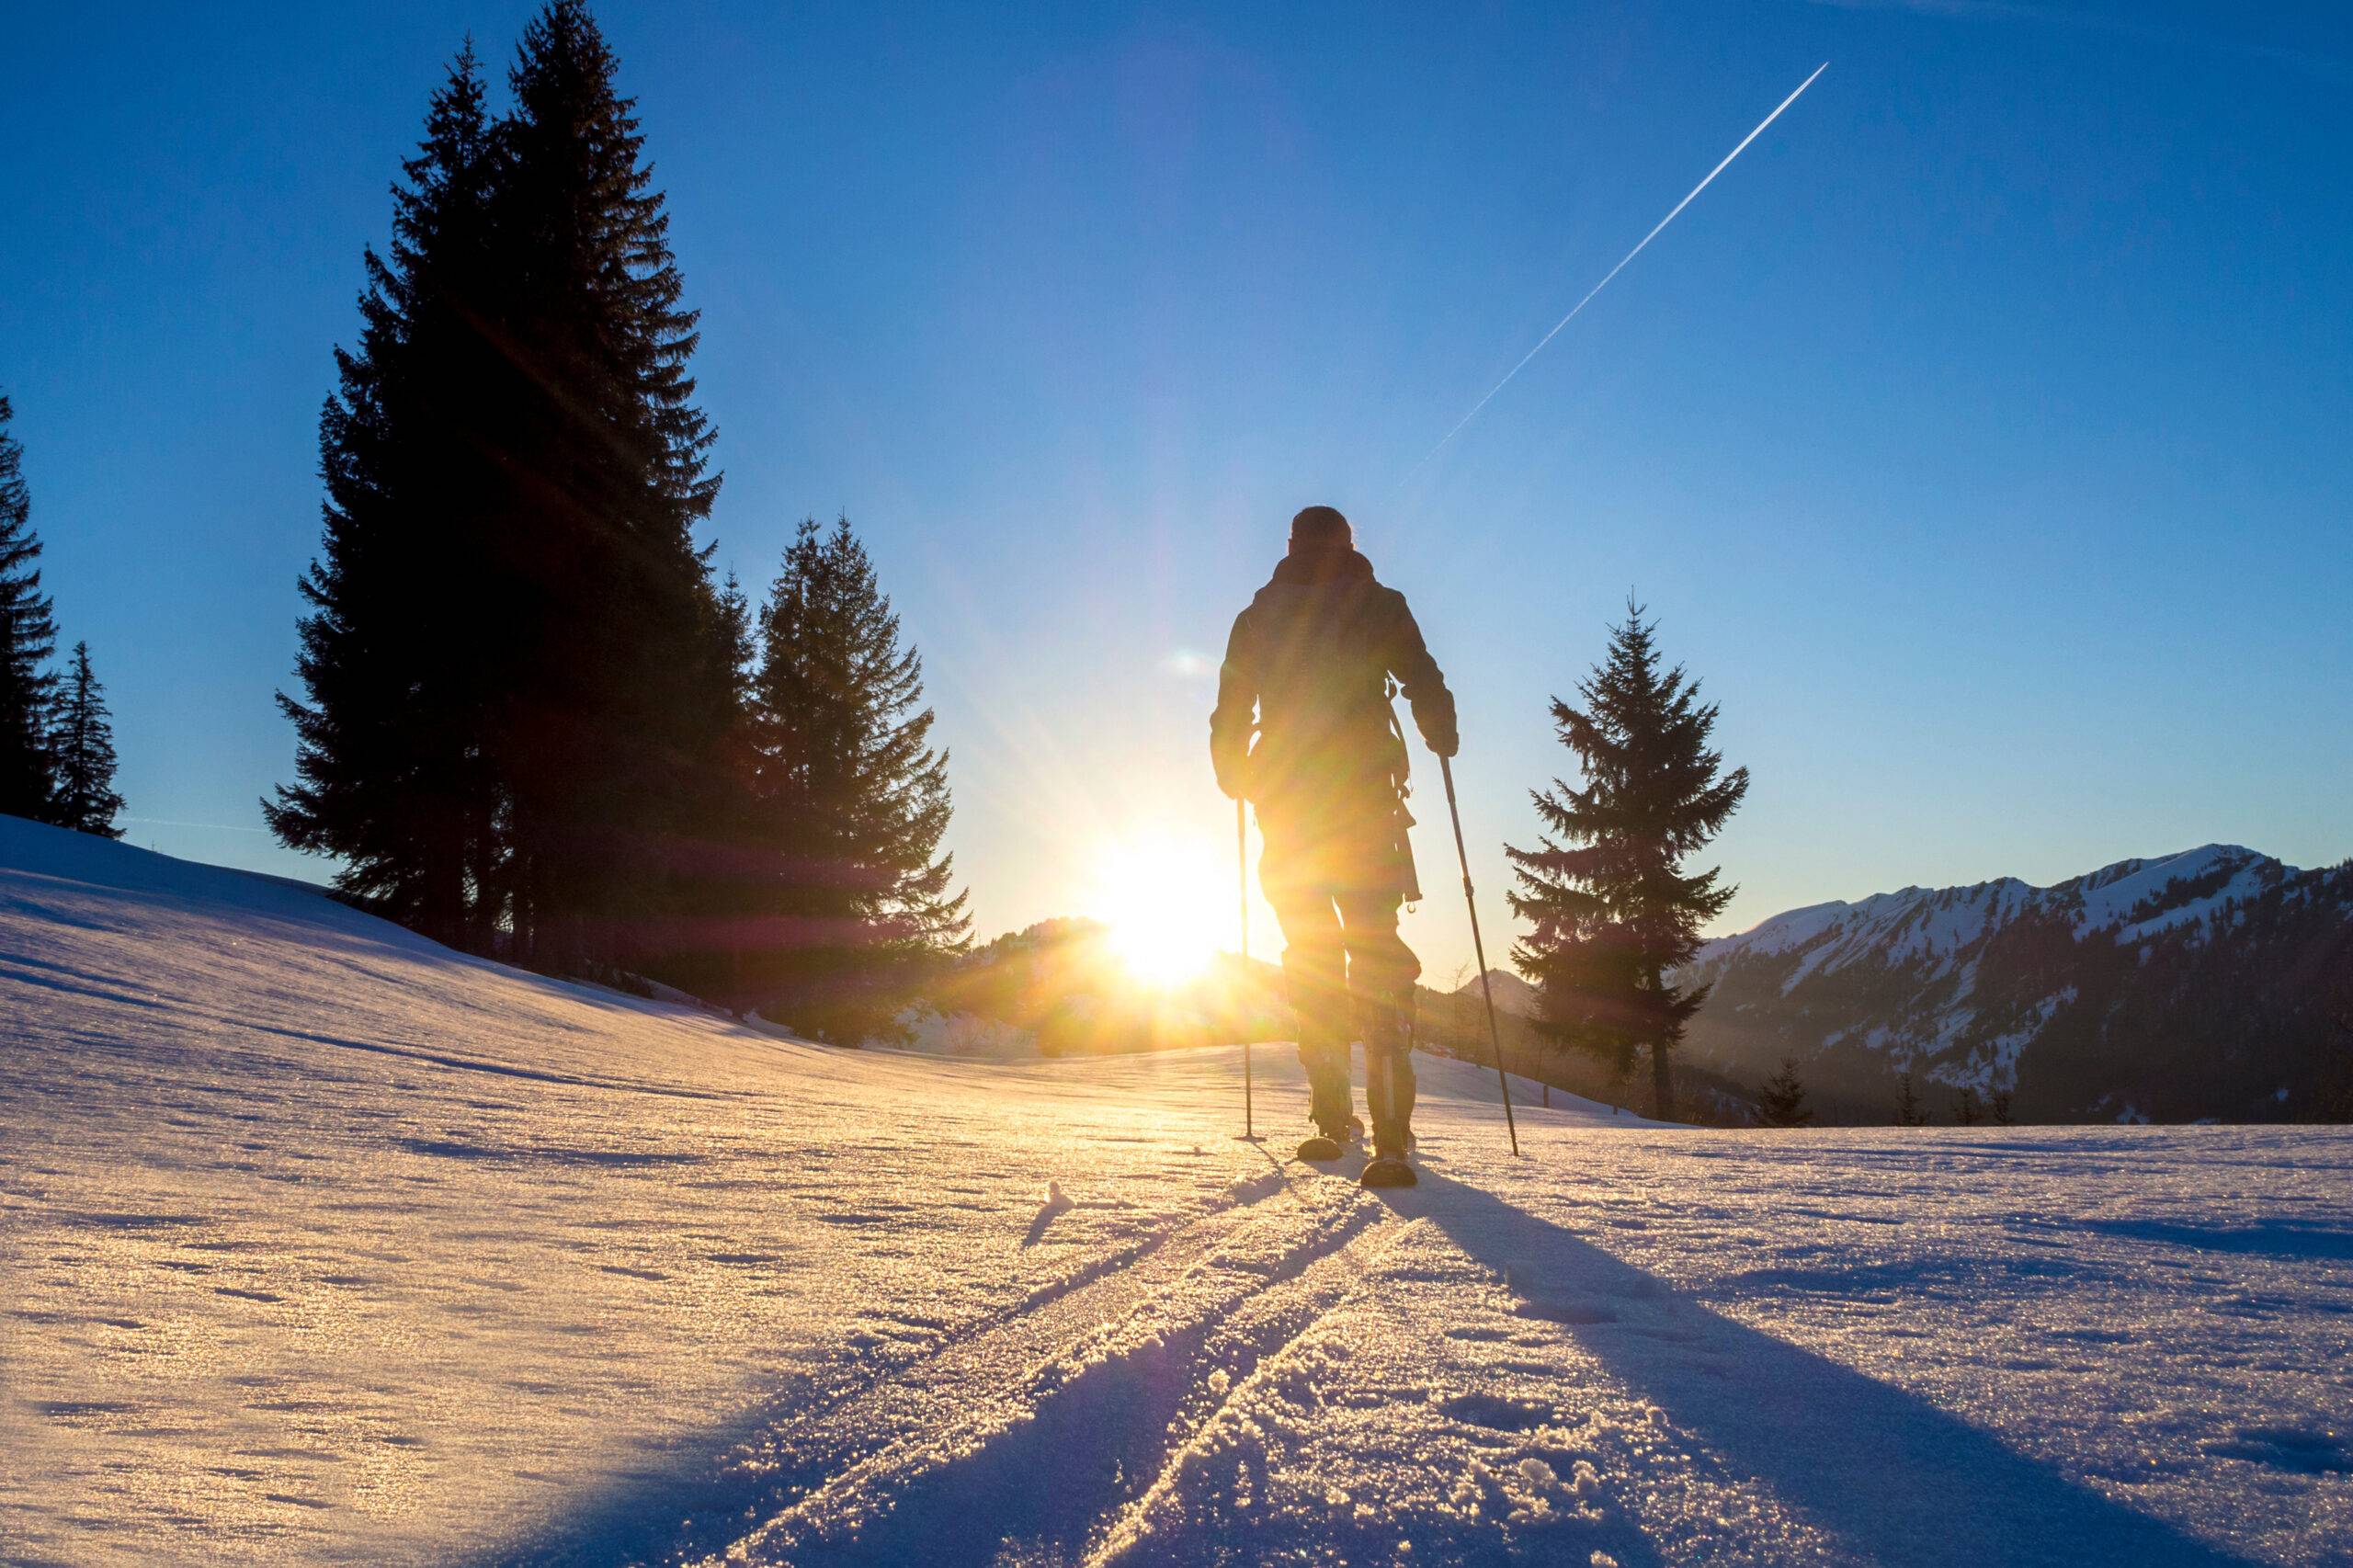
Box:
1211, 506, 1456, 1186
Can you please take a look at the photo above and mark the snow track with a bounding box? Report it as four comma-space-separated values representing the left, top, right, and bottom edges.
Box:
5, 820, 2349, 1567
716, 1169, 1388, 1566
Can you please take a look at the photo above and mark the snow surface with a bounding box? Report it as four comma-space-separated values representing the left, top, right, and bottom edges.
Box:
4, 819, 2350, 1566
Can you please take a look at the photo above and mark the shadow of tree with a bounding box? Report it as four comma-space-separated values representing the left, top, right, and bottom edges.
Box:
1373, 1168, 2263, 1568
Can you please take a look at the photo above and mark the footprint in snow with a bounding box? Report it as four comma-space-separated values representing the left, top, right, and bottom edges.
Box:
1436, 1392, 1553, 1432
1512, 1294, 1617, 1326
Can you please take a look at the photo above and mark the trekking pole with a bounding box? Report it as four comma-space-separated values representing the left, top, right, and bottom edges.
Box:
1237, 799, 1256, 1141
1439, 756, 1520, 1156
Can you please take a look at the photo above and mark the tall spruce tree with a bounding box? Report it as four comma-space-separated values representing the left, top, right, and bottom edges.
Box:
483, 0, 731, 973
748, 517, 969, 1040
1506, 601, 1748, 1120
272, 6, 738, 975
47, 642, 124, 837
0, 394, 60, 819
267, 45, 502, 945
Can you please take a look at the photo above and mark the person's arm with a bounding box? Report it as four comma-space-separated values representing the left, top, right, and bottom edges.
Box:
1385, 591, 1458, 757
1209, 608, 1259, 799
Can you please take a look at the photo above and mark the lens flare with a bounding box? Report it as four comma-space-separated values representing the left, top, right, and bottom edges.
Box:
1092, 838, 1226, 987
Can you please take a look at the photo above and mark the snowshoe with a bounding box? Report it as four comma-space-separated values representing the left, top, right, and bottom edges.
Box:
1358, 1153, 1417, 1188
1299, 1114, 1367, 1164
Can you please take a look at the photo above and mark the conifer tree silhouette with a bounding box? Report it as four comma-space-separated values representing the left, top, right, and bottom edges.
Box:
268, 44, 501, 945
0, 394, 60, 820
748, 517, 969, 1040
1508, 601, 1748, 1119
1755, 1056, 1814, 1127
47, 642, 123, 837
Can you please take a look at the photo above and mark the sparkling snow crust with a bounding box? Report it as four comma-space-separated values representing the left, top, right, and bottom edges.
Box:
2, 820, 2347, 1565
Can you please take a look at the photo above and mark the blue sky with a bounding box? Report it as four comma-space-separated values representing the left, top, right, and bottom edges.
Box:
3, 1, 2347, 979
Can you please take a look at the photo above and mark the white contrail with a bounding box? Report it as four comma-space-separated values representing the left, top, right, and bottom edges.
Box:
1404, 62, 1827, 481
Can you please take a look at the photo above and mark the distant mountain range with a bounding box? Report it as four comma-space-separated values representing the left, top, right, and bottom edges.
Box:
1451, 968, 1540, 1018
1666, 846, 2353, 1123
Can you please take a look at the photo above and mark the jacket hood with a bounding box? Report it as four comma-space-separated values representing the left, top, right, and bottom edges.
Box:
1268, 547, 1375, 588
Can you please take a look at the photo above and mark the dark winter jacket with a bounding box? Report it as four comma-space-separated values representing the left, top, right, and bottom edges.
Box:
1210, 546, 1455, 895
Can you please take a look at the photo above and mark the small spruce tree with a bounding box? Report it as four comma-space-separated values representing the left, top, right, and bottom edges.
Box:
47, 642, 123, 837
1953, 1085, 1985, 1126
1506, 600, 1749, 1120
1755, 1056, 1814, 1127
1895, 1073, 1931, 1127
0, 394, 60, 818
1989, 1086, 2016, 1126
748, 517, 970, 1040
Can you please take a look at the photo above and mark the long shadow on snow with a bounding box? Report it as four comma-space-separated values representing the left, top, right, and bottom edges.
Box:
1376, 1170, 2263, 1568
460, 1366, 838, 1568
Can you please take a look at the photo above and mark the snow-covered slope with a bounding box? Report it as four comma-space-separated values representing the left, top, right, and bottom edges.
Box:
4, 818, 2349, 1566
1679, 846, 2353, 1121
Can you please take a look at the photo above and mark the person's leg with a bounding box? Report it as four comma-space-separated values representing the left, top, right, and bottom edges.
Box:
1269, 886, 1353, 1137
1340, 892, 1419, 1155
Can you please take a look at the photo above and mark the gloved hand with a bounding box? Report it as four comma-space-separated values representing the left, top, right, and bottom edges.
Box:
1421, 711, 1459, 759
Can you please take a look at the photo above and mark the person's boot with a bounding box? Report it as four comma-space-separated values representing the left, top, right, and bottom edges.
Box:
1358, 1120, 1417, 1187
1297, 1046, 1356, 1161
1358, 1018, 1419, 1187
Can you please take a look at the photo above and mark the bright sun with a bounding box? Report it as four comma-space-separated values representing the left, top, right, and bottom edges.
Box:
1092, 839, 1227, 988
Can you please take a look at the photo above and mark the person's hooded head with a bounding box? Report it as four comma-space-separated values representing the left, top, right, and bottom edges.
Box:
1289, 505, 1352, 557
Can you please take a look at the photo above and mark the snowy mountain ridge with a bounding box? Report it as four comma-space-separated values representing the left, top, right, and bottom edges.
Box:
1677, 844, 2351, 1121
1698, 844, 2288, 973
